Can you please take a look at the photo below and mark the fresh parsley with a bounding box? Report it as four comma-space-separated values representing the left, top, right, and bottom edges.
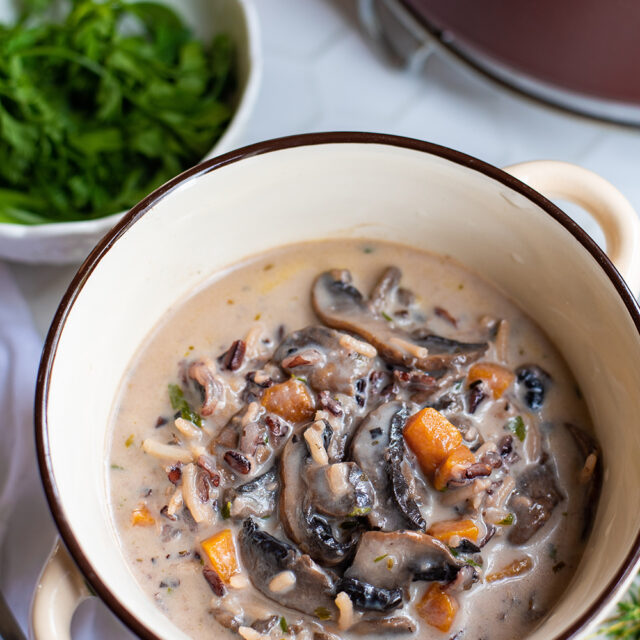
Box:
506, 416, 526, 442
168, 384, 202, 427
0, 0, 234, 224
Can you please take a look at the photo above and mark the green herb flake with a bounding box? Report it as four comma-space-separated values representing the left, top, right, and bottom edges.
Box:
349, 506, 372, 517
454, 380, 463, 392
506, 416, 526, 442
125, 434, 134, 448
294, 376, 308, 384
381, 312, 393, 322
548, 544, 558, 561
466, 558, 482, 568
498, 513, 514, 526
448, 547, 460, 557
168, 384, 202, 427
279, 617, 289, 634
374, 554, 388, 563
362, 246, 375, 254
314, 607, 332, 621
110, 463, 124, 470
220, 501, 232, 520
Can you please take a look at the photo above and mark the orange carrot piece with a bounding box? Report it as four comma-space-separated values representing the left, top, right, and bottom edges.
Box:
201, 529, 239, 583
131, 505, 155, 527
433, 445, 476, 491
427, 518, 479, 544
261, 379, 315, 423
417, 583, 459, 632
468, 362, 515, 399
403, 408, 463, 477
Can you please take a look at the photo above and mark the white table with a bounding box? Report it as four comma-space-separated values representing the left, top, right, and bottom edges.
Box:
3, 0, 638, 637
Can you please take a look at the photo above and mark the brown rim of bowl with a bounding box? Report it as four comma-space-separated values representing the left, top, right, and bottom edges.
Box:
35, 132, 640, 640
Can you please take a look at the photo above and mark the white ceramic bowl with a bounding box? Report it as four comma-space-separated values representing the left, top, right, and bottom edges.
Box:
34, 133, 640, 640
0, 0, 260, 265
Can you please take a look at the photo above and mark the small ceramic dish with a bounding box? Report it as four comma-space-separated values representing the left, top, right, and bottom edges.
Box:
33, 133, 640, 639
0, 0, 261, 265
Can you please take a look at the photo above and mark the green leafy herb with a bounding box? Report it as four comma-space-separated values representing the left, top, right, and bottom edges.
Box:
448, 547, 460, 557
220, 501, 231, 520
0, 0, 234, 224
498, 513, 514, 526
279, 617, 289, 634
454, 380, 463, 392
314, 607, 332, 621
466, 558, 481, 568
168, 384, 202, 427
506, 416, 526, 442
381, 312, 393, 322
374, 554, 388, 563
548, 543, 558, 561
110, 463, 124, 470
349, 506, 372, 517
362, 246, 374, 254
598, 576, 640, 638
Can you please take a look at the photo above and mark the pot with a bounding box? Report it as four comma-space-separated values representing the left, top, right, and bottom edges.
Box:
33, 133, 640, 639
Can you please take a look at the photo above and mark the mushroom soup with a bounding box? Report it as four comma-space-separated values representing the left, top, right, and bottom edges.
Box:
109, 238, 600, 640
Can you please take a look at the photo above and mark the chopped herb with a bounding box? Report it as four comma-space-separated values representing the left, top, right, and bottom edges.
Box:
254, 313, 262, 321
0, 1, 235, 224
598, 574, 640, 637
314, 607, 331, 620
280, 617, 289, 633
125, 434, 134, 448
349, 506, 372, 517
293, 376, 308, 384
498, 513, 514, 525
374, 554, 389, 563
506, 416, 526, 442
381, 312, 393, 322
466, 558, 481, 568
548, 544, 558, 561
449, 547, 460, 557
110, 464, 124, 470
168, 384, 202, 427
220, 501, 232, 520
362, 246, 375, 254
454, 380, 463, 392
167, 587, 173, 594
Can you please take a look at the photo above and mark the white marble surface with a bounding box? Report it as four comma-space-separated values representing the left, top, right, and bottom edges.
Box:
2, 0, 640, 637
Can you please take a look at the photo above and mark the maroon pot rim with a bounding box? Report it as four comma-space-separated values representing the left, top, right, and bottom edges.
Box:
35, 131, 640, 640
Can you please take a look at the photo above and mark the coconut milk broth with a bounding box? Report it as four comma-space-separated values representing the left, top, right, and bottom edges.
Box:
109, 238, 595, 640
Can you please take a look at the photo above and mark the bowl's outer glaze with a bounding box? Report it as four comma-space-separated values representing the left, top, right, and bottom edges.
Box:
36, 134, 640, 640
0, 0, 261, 265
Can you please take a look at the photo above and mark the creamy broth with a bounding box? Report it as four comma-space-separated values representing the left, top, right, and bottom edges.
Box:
108, 239, 599, 640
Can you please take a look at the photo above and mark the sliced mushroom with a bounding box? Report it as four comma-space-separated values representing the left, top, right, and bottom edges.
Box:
345, 530, 461, 591
312, 270, 487, 372
238, 518, 337, 617
351, 616, 416, 635
306, 462, 374, 518
509, 462, 564, 544
186, 359, 225, 416
274, 326, 375, 396
351, 402, 427, 531
280, 427, 358, 566
335, 577, 403, 612
224, 468, 279, 519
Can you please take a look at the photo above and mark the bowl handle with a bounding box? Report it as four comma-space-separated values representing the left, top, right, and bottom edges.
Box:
504, 160, 640, 293
30, 539, 92, 640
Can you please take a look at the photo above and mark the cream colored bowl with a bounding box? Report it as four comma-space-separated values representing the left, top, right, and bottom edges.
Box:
34, 133, 640, 639
0, 0, 261, 265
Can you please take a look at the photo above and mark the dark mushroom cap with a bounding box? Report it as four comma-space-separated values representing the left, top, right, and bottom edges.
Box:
312, 270, 487, 372
238, 518, 337, 616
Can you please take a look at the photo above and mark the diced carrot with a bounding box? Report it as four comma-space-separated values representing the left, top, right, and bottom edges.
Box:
417, 583, 459, 632
486, 557, 533, 583
427, 518, 479, 545
131, 505, 155, 527
261, 379, 315, 423
433, 445, 475, 491
200, 529, 239, 583
467, 362, 515, 399
403, 408, 462, 477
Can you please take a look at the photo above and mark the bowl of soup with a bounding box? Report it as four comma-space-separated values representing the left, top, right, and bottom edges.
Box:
33, 133, 640, 640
